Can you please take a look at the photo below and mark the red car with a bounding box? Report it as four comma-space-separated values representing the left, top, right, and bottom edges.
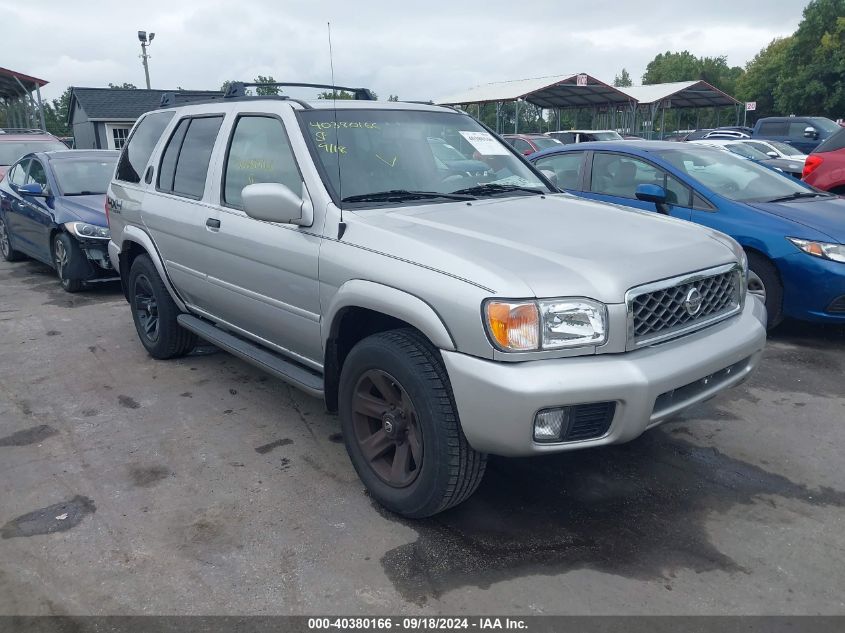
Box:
803, 128, 845, 194
502, 134, 562, 155
0, 130, 68, 180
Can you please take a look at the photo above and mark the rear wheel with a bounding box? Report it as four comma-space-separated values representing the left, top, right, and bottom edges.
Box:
0, 215, 24, 262
339, 328, 486, 518
128, 254, 196, 359
746, 251, 783, 329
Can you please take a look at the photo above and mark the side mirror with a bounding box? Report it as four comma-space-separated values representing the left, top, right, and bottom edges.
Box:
241, 182, 313, 226
635, 183, 669, 214
803, 126, 818, 139
766, 151, 778, 158
540, 169, 559, 187
19, 183, 47, 197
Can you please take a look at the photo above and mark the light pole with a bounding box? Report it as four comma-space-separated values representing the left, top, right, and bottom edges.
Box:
138, 30, 155, 89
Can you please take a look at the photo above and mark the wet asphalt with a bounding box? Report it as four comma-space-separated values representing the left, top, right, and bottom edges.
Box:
0, 257, 843, 615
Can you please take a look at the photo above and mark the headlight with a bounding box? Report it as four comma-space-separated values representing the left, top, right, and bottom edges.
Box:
484, 298, 607, 352
64, 222, 110, 240
787, 237, 845, 263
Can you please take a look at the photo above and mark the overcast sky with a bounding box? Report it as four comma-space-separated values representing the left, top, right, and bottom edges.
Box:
2, 0, 808, 103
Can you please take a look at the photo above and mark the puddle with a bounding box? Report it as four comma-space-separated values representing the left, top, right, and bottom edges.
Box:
379, 430, 845, 605
0, 425, 58, 447
1, 496, 96, 539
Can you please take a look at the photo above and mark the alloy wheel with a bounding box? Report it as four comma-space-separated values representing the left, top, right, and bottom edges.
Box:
54, 237, 68, 279
351, 369, 423, 488
134, 274, 160, 342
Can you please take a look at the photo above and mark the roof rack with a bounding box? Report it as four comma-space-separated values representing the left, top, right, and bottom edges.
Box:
224, 81, 376, 101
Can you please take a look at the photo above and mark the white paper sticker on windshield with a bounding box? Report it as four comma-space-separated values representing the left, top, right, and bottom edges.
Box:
458, 131, 510, 155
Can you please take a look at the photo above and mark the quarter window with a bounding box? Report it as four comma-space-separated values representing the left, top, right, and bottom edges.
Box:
116, 111, 174, 184
158, 116, 223, 199
223, 116, 301, 208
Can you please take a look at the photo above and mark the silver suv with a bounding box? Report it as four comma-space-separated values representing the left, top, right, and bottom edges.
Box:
106, 85, 767, 517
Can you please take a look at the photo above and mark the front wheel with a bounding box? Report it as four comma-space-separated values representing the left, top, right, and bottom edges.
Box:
53, 232, 84, 292
746, 251, 783, 329
339, 328, 486, 518
128, 254, 196, 359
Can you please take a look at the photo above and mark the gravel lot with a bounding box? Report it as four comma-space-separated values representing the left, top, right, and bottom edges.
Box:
1, 257, 844, 615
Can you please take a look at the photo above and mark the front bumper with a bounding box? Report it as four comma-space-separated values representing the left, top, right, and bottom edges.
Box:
442, 295, 767, 456
778, 251, 845, 323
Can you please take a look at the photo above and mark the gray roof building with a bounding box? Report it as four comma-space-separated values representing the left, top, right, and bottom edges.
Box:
68, 87, 221, 149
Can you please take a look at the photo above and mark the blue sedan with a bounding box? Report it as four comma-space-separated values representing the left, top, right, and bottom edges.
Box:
0, 150, 118, 292
529, 141, 845, 328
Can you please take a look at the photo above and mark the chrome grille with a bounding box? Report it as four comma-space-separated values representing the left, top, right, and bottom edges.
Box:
627, 265, 742, 348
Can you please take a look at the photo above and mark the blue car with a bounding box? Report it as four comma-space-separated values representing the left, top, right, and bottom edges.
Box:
0, 150, 119, 292
529, 141, 845, 328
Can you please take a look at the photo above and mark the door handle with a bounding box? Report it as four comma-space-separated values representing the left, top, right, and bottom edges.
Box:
206, 218, 221, 230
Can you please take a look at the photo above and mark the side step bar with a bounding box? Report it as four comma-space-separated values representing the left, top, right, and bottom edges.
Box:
177, 314, 324, 398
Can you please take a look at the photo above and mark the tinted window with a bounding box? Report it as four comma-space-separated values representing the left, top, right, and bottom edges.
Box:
758, 121, 787, 136
814, 128, 845, 153
788, 121, 811, 138
512, 139, 533, 153
157, 118, 190, 192
158, 116, 223, 199
116, 111, 174, 183
692, 193, 713, 210
534, 152, 584, 190
224, 116, 301, 208
7, 160, 28, 187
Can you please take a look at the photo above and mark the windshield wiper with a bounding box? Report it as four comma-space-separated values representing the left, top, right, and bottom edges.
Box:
451, 183, 544, 197
341, 190, 475, 203
766, 191, 830, 203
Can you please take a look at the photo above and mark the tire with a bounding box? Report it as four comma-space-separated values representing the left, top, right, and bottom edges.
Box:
128, 254, 196, 359
0, 215, 25, 262
746, 251, 783, 330
53, 232, 86, 293
339, 328, 486, 518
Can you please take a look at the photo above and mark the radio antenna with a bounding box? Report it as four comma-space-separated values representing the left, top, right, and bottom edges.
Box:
328, 21, 346, 238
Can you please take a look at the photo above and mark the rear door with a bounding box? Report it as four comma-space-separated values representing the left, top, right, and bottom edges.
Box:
580, 151, 694, 220
142, 114, 225, 309
199, 111, 322, 367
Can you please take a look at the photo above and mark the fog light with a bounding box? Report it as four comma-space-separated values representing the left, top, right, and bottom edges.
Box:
533, 407, 571, 442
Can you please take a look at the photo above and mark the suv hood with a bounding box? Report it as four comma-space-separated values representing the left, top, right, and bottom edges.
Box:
747, 197, 845, 243
349, 194, 738, 302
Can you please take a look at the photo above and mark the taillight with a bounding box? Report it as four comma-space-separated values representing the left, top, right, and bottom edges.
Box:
104, 196, 110, 227
802, 154, 824, 180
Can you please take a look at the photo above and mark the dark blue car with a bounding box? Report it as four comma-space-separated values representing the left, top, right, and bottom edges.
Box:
529, 141, 845, 328
0, 150, 119, 292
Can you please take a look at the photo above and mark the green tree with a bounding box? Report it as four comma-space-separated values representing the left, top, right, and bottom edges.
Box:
642, 51, 701, 84
613, 68, 632, 87
220, 80, 251, 96
42, 87, 72, 136
108, 82, 137, 89
253, 75, 279, 96
317, 90, 355, 99
775, 0, 845, 116
735, 37, 792, 118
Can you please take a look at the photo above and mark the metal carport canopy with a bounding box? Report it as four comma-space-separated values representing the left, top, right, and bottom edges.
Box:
436, 74, 633, 108
0, 67, 48, 99
621, 80, 740, 107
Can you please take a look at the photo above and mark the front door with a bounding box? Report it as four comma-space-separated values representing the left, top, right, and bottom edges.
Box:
15, 158, 54, 263
201, 113, 322, 368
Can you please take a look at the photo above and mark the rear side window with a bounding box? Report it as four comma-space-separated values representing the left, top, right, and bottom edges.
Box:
223, 116, 301, 208
757, 121, 788, 136
116, 111, 174, 183
158, 116, 223, 199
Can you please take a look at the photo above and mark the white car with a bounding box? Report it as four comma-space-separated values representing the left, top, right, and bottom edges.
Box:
546, 130, 623, 144
688, 139, 804, 178
740, 139, 807, 161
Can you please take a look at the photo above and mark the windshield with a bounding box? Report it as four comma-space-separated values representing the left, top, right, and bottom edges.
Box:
812, 118, 841, 134
0, 140, 67, 165
300, 109, 549, 206
51, 157, 118, 195
591, 131, 624, 141
655, 147, 814, 202
531, 137, 562, 150
725, 143, 770, 160
769, 141, 805, 156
